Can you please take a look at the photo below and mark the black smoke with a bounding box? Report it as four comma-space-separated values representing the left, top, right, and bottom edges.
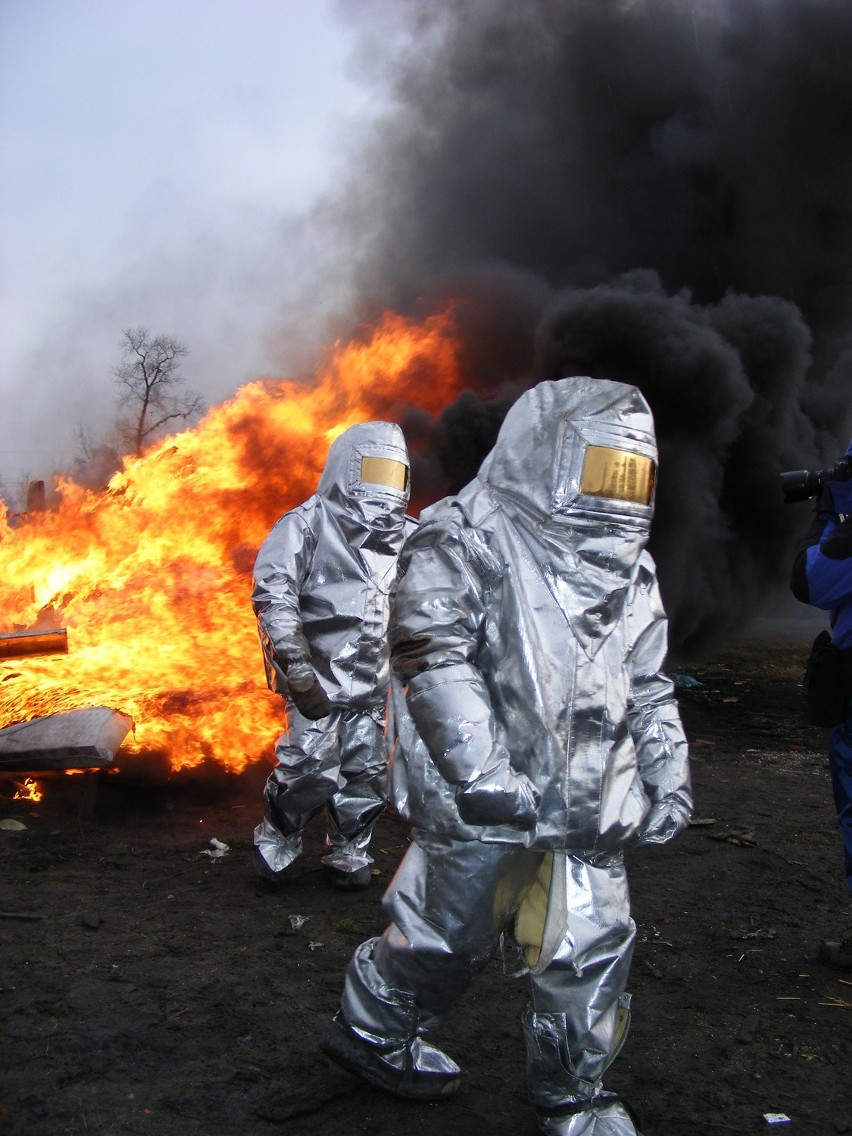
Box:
308, 0, 852, 651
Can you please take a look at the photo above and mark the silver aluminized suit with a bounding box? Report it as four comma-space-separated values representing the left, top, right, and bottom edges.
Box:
323, 378, 692, 1133
252, 421, 410, 888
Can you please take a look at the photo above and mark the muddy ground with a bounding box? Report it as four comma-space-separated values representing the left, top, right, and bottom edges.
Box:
2, 636, 851, 1136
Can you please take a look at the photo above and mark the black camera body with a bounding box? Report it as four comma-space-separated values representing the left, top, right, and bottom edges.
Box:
780, 456, 852, 504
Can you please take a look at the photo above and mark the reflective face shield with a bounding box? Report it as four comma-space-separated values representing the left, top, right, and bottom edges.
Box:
579, 445, 656, 506
360, 456, 409, 495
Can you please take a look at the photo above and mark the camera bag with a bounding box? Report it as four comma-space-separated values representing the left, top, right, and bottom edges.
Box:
804, 630, 852, 727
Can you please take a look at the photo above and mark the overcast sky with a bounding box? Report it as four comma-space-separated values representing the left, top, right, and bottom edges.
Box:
0, 0, 380, 490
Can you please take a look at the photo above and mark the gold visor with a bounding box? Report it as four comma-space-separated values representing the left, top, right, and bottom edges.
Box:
579, 445, 656, 505
360, 456, 409, 492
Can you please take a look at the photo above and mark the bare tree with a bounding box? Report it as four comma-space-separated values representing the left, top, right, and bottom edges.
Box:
113, 327, 204, 456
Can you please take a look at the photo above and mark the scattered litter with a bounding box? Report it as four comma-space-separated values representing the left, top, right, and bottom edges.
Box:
763, 1114, 791, 1126
706, 828, 757, 847
288, 914, 309, 931
730, 927, 776, 941
0, 818, 27, 831
673, 674, 706, 690
0, 911, 44, 921
308, 941, 324, 951
199, 837, 230, 860
688, 817, 716, 827
638, 925, 675, 947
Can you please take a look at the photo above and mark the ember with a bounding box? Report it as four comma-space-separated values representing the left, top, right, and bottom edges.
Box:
12, 777, 42, 803
0, 310, 463, 774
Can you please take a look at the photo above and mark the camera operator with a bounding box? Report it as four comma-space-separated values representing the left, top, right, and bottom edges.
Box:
790, 437, 852, 969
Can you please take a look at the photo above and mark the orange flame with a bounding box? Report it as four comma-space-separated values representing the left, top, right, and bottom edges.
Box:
12, 777, 43, 803
0, 310, 463, 774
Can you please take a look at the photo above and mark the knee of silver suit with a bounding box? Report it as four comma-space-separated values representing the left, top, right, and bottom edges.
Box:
263, 763, 335, 833
341, 933, 453, 1036
522, 993, 632, 1111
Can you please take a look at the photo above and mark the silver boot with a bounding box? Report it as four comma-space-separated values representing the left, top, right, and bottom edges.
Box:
322, 937, 461, 1099
252, 819, 302, 881
321, 1012, 460, 1100
538, 1095, 642, 1135
524, 999, 639, 1136
322, 828, 375, 890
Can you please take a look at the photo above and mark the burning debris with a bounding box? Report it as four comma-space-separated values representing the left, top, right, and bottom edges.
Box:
12, 778, 42, 802
0, 313, 463, 778
0, 626, 123, 778
0, 706, 133, 772
0, 627, 68, 660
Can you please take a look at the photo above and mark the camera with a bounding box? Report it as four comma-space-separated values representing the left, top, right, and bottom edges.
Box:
780, 456, 852, 504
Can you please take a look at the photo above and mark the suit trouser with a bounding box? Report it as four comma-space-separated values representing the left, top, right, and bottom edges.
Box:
255, 702, 387, 873
340, 833, 636, 1110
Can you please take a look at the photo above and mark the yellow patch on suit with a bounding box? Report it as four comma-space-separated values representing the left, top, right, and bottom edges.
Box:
513, 852, 554, 969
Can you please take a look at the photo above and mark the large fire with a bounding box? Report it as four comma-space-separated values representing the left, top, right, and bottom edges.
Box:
0, 311, 463, 775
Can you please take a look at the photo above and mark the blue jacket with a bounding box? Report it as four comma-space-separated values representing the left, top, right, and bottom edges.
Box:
790, 438, 852, 648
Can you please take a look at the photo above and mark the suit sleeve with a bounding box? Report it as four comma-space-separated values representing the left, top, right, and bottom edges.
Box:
390, 524, 494, 785
251, 508, 316, 672
390, 522, 539, 829
625, 561, 693, 845
791, 512, 852, 610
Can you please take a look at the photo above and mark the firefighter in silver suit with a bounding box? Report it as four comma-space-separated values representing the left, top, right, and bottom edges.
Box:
322, 378, 692, 1133
252, 421, 411, 890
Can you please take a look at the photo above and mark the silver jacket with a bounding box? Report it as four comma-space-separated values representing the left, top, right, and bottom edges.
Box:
390, 377, 692, 849
252, 421, 410, 716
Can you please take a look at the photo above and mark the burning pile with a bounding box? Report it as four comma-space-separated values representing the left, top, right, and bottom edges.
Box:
0, 311, 463, 775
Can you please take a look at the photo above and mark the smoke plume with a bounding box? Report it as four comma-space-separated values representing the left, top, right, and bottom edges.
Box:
301, 0, 852, 651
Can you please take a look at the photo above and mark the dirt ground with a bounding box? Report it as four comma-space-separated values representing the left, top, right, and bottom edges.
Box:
2, 636, 851, 1136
